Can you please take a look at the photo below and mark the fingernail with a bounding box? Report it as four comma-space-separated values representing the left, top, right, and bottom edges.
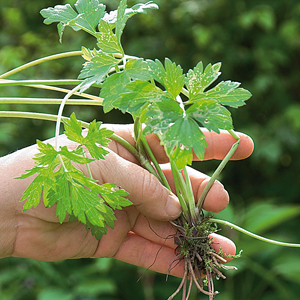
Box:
166, 193, 182, 218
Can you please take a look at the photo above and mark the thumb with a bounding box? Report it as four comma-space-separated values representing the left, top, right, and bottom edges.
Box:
91, 151, 182, 221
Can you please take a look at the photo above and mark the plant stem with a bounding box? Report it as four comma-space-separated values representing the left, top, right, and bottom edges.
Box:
197, 130, 240, 210
0, 51, 83, 79
0, 79, 83, 87
209, 218, 300, 248
55, 84, 83, 151
139, 133, 171, 190
182, 167, 198, 220
0, 79, 103, 102
170, 161, 190, 222
0, 97, 102, 106
0, 111, 86, 125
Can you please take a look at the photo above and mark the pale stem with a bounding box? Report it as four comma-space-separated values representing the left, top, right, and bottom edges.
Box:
55, 84, 83, 151
197, 130, 240, 210
0, 79, 103, 102
0, 51, 83, 79
210, 218, 300, 248
0, 98, 102, 106
0, 79, 83, 86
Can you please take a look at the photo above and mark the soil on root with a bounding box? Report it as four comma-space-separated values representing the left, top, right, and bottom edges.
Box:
168, 215, 236, 300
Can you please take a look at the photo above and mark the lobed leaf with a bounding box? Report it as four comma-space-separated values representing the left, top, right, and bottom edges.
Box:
113, 80, 171, 116
100, 72, 131, 113
74, 0, 106, 33
204, 80, 252, 108
63, 113, 114, 160
147, 58, 185, 100
97, 19, 123, 54
186, 62, 222, 102
78, 48, 122, 91
186, 99, 233, 133
40, 0, 106, 40
144, 99, 207, 169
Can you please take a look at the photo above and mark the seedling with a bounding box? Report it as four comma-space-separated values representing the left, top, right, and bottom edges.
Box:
0, 0, 299, 299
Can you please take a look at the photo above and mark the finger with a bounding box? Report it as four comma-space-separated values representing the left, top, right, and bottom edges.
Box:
112, 232, 185, 277
111, 232, 236, 277
89, 151, 182, 221
203, 130, 254, 160
161, 165, 229, 213
105, 124, 254, 163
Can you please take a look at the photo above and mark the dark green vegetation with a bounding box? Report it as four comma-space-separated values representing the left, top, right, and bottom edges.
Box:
1, 0, 300, 299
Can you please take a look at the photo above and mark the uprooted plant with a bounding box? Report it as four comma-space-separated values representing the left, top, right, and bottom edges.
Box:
0, 0, 299, 299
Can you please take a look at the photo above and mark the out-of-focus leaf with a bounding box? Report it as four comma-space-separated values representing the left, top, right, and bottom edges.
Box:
38, 288, 73, 300
242, 202, 300, 234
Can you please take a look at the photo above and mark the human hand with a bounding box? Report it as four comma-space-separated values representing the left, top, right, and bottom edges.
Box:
0, 125, 253, 277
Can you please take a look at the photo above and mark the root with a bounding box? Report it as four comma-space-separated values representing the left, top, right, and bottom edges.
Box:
167, 216, 237, 300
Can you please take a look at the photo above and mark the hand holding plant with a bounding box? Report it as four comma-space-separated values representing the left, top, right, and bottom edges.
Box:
0, 124, 252, 269
0, 0, 299, 299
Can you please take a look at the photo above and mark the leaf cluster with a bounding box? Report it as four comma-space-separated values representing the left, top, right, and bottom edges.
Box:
41, 0, 251, 170
102, 58, 251, 169
18, 113, 131, 239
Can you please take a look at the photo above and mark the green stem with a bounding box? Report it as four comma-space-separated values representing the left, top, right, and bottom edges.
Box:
140, 134, 171, 190
0, 111, 88, 125
0, 79, 83, 87
0, 80, 103, 102
170, 161, 190, 221
0, 51, 83, 79
197, 130, 240, 210
0, 97, 102, 106
183, 167, 196, 213
209, 218, 300, 248
55, 84, 83, 151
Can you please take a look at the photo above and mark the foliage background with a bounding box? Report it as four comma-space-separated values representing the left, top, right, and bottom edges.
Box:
0, 0, 300, 299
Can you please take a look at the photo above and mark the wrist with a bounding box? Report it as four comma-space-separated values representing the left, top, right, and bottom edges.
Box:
0, 146, 36, 259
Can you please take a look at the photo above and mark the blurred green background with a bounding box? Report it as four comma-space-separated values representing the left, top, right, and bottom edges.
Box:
1, 0, 300, 299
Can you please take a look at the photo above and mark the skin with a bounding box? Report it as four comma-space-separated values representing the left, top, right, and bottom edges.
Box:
0, 124, 254, 278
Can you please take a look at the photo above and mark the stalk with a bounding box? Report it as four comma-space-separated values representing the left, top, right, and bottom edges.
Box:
0, 98, 102, 106
197, 130, 240, 210
0, 79, 83, 87
139, 133, 171, 190
0, 51, 83, 79
54, 84, 83, 151
0, 79, 103, 102
209, 218, 300, 248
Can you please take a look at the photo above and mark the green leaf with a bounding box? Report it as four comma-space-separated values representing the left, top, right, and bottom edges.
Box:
114, 80, 171, 115
63, 112, 114, 160
84, 119, 113, 160
74, 0, 106, 33
104, 1, 158, 27
163, 117, 206, 169
186, 62, 222, 102
63, 113, 85, 144
200, 80, 252, 108
41, 4, 78, 27
18, 120, 129, 239
100, 72, 131, 113
186, 99, 233, 133
115, 0, 128, 43
78, 48, 121, 91
144, 100, 207, 169
125, 58, 152, 81
41, 0, 106, 40
147, 58, 185, 99
96, 19, 123, 54
95, 183, 131, 210
60, 146, 94, 164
